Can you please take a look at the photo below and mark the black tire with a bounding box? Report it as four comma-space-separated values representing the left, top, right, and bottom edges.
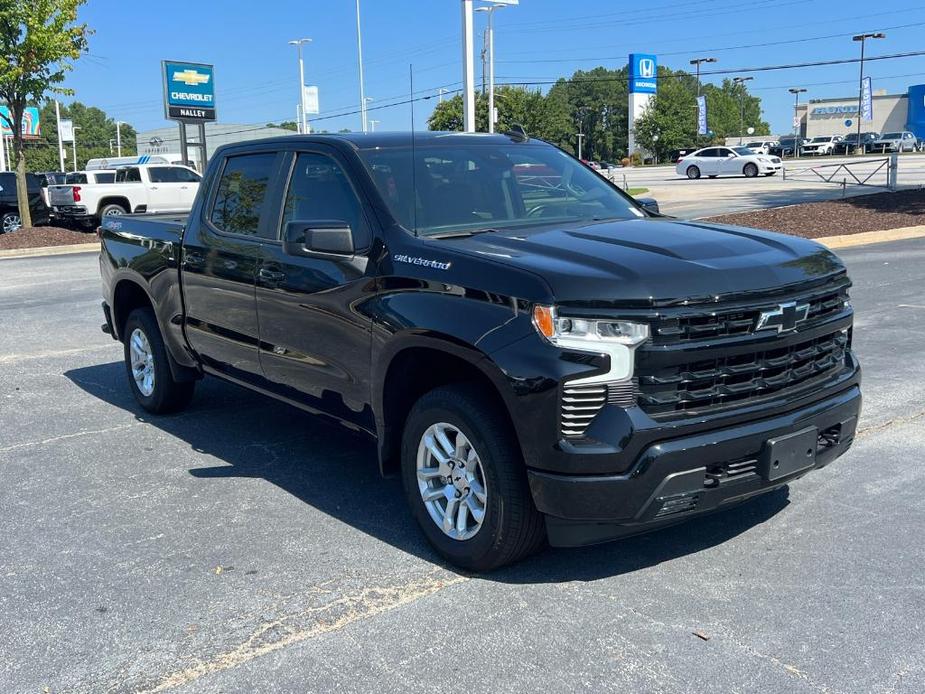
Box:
743, 162, 759, 178
401, 384, 545, 571
1, 211, 22, 234
100, 203, 128, 218
686, 165, 701, 180
122, 307, 195, 414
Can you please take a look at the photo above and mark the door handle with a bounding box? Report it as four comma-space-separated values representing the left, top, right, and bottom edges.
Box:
258, 267, 286, 283
183, 251, 204, 267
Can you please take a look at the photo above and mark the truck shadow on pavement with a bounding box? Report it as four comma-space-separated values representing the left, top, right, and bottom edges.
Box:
66, 361, 790, 583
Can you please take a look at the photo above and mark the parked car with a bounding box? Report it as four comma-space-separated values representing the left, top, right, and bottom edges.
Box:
870, 131, 918, 153
48, 164, 201, 228
801, 135, 842, 156
745, 140, 777, 155
0, 172, 51, 233
675, 146, 782, 179
770, 137, 808, 157
99, 132, 860, 570
832, 132, 880, 155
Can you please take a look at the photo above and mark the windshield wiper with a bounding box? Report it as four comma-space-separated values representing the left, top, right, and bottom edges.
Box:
428, 228, 500, 239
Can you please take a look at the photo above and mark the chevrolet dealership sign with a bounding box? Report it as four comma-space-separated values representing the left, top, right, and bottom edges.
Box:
162, 60, 216, 122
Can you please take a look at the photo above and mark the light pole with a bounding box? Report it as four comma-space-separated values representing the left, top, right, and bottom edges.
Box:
355, 0, 368, 133
788, 87, 807, 157
115, 120, 123, 157
476, 3, 513, 133
853, 32, 885, 154
71, 125, 81, 172
55, 100, 65, 171
690, 57, 716, 140
288, 38, 312, 134
369, 119, 380, 132
438, 88, 448, 103
461, 0, 476, 132
733, 76, 754, 145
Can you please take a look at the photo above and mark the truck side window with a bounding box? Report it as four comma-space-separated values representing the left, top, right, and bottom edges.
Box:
148, 167, 171, 183
281, 153, 368, 248
209, 153, 276, 236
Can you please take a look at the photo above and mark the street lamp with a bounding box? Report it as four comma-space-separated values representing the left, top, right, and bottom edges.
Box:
852, 32, 885, 155
733, 76, 754, 145
288, 38, 312, 134
369, 119, 380, 132
475, 3, 513, 133
355, 0, 368, 133
788, 87, 807, 157
689, 57, 716, 98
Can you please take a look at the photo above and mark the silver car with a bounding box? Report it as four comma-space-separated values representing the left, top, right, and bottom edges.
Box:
870, 131, 919, 153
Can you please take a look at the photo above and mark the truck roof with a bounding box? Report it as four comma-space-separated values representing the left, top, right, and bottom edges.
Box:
218, 131, 535, 152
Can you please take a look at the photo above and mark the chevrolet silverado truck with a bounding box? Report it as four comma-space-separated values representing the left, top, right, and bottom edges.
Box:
51, 163, 201, 228
99, 132, 861, 570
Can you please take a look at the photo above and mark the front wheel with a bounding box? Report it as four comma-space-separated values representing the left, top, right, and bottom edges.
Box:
401, 385, 545, 571
686, 165, 701, 180
1, 212, 22, 234
123, 308, 195, 414
743, 163, 759, 178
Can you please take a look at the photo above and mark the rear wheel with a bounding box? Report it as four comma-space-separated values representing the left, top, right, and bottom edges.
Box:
401, 384, 545, 571
123, 307, 195, 414
1, 212, 22, 234
686, 165, 701, 180
743, 163, 759, 178
100, 203, 128, 218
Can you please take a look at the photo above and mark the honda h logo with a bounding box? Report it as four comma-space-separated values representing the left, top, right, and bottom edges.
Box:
756, 301, 810, 333
639, 58, 655, 78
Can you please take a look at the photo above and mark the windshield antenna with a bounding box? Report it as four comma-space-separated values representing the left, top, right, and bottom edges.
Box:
409, 63, 418, 237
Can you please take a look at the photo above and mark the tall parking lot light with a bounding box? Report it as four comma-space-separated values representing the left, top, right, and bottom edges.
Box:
733, 76, 754, 145
476, 2, 514, 133
853, 32, 885, 154
690, 57, 716, 138
289, 38, 312, 134
789, 87, 807, 157
356, 0, 368, 133
461, 1, 476, 132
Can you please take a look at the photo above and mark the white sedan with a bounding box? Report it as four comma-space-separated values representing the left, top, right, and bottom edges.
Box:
675, 146, 782, 180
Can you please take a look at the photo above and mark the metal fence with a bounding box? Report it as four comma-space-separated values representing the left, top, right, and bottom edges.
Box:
783, 154, 898, 191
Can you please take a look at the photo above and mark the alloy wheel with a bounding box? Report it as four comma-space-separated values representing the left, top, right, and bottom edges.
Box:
2, 213, 21, 234
129, 328, 155, 396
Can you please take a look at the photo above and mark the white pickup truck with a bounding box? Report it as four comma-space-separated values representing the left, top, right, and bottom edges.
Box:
49, 164, 201, 227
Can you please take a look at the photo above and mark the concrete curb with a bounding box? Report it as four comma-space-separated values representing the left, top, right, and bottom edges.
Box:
0, 242, 99, 260
814, 225, 925, 249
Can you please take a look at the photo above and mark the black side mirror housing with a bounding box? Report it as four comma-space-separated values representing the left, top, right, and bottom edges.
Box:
284, 220, 354, 258
636, 197, 660, 215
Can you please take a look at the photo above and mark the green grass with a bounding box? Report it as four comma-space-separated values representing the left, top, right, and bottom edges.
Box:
627, 187, 649, 196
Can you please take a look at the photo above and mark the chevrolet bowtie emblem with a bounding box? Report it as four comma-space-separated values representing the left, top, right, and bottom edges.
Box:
756, 301, 810, 333
173, 69, 210, 86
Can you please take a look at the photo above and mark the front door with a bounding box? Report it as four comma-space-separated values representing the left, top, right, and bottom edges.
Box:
254, 149, 375, 429
181, 151, 286, 383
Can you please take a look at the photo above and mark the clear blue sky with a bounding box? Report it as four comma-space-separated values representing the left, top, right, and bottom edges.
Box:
64, 0, 925, 137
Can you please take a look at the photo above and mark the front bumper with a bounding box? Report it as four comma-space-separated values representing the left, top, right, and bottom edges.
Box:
529, 384, 861, 547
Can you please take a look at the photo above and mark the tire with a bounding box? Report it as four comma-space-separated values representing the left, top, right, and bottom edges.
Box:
100, 203, 128, 217
400, 384, 545, 571
2, 211, 22, 234
686, 165, 701, 180
743, 163, 759, 178
123, 307, 195, 414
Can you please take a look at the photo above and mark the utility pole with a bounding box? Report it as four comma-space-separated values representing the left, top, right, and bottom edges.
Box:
853, 32, 885, 155
356, 0, 368, 133
733, 76, 753, 145
461, 0, 475, 132
115, 120, 123, 157
55, 100, 65, 171
289, 38, 312, 134
788, 87, 807, 157
577, 132, 585, 160
480, 28, 488, 95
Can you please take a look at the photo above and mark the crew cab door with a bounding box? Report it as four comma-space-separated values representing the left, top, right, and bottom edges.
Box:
181, 150, 288, 382
253, 148, 374, 428
147, 166, 201, 211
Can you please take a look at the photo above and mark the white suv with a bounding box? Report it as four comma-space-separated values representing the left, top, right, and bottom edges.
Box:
801, 136, 842, 156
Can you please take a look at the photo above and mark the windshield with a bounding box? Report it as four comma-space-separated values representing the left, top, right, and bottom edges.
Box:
746, 142, 763, 147
811, 137, 831, 143
732, 147, 753, 156
357, 142, 643, 236
882, 133, 902, 139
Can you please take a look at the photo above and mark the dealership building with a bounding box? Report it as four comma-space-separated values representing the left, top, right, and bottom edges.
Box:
135, 123, 296, 169
794, 84, 925, 139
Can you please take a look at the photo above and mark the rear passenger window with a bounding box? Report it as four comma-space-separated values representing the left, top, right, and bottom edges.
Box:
148, 167, 171, 183
210, 154, 276, 236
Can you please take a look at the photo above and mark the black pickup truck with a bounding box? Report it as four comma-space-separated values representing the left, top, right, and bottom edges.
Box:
99, 132, 861, 570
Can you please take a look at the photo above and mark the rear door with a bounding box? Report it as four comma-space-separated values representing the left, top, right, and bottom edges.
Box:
697, 148, 720, 175
181, 150, 288, 383
253, 146, 375, 428
146, 166, 183, 211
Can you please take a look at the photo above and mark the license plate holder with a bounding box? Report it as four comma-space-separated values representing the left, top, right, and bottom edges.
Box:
759, 426, 818, 481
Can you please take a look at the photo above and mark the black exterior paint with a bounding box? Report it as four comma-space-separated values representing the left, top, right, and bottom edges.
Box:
99, 132, 861, 546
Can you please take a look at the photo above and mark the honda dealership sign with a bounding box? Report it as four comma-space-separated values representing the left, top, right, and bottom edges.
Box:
628, 53, 658, 156
162, 60, 216, 122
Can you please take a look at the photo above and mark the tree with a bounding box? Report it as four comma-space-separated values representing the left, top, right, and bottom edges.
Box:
0, 0, 90, 227
266, 121, 298, 132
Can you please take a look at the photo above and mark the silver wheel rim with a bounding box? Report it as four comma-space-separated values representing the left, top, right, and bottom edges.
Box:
105, 207, 123, 216
129, 328, 155, 397
2, 214, 21, 233
416, 422, 488, 541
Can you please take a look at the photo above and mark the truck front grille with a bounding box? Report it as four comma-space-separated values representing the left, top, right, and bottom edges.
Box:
637, 330, 848, 416
560, 380, 637, 438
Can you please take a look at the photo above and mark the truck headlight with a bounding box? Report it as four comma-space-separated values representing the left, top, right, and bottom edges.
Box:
533, 305, 649, 384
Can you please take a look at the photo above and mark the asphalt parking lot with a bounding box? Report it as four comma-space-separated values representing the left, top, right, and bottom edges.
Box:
2, 240, 924, 693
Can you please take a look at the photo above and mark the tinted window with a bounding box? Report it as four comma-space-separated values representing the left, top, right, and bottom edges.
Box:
210, 153, 276, 236
282, 153, 367, 246
65, 173, 88, 184
172, 167, 201, 183
116, 168, 142, 183
698, 148, 718, 157
148, 167, 173, 183
95, 172, 115, 183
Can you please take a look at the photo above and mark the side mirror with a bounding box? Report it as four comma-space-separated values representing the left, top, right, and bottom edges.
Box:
284, 220, 354, 258
636, 197, 660, 215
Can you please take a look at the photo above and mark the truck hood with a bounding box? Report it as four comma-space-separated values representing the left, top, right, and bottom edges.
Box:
444, 218, 844, 306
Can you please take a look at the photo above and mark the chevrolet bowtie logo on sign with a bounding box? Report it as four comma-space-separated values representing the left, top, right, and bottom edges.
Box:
172, 69, 211, 87
162, 60, 216, 123
756, 301, 810, 333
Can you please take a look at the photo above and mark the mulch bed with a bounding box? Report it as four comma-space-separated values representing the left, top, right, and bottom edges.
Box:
703, 188, 925, 238
0, 226, 98, 251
